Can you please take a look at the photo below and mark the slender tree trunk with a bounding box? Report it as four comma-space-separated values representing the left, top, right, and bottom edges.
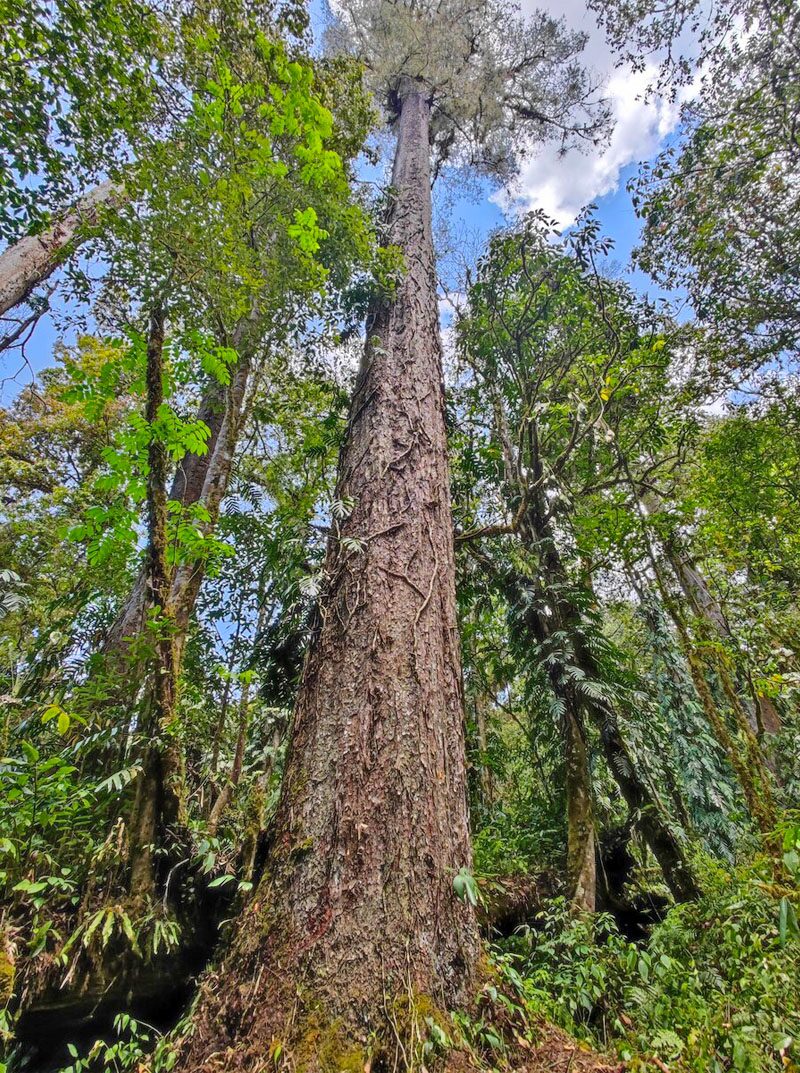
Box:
102, 313, 253, 905
477, 392, 695, 903
128, 305, 183, 904
665, 540, 729, 636
174, 80, 479, 1070
170, 353, 252, 653
568, 629, 698, 903
588, 693, 698, 900
103, 348, 252, 661
207, 677, 252, 837
208, 601, 266, 833
645, 548, 778, 839
0, 181, 119, 316
474, 692, 495, 810
565, 704, 596, 912
670, 607, 777, 839
625, 578, 696, 832
126, 339, 253, 897
623, 458, 778, 842
662, 537, 782, 737
501, 529, 698, 904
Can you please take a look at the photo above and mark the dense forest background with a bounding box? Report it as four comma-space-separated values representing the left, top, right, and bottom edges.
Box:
0, 0, 798, 1070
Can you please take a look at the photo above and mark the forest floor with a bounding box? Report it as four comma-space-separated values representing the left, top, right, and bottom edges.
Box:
440, 1020, 624, 1073
513, 1022, 624, 1073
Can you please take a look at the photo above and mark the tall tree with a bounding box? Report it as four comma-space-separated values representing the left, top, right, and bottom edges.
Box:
88, 33, 374, 904
455, 218, 698, 907
172, 1, 608, 1066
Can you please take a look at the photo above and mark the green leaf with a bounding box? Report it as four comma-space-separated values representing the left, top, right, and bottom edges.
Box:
453, 866, 480, 907
21, 741, 39, 764
208, 873, 235, 888
779, 896, 799, 947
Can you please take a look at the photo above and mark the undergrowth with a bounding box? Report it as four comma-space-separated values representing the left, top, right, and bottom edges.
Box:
501, 836, 800, 1072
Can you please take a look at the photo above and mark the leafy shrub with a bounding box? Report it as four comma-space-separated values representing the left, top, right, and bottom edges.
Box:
502, 849, 800, 1071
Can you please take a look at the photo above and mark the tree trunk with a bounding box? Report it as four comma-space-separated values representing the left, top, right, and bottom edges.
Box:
662, 537, 782, 737
208, 600, 267, 834
125, 328, 254, 895
646, 557, 778, 839
207, 677, 252, 837
103, 349, 252, 662
474, 692, 495, 810
587, 693, 698, 901
173, 80, 479, 1070
665, 540, 730, 636
500, 531, 698, 905
624, 460, 778, 844
0, 181, 119, 317
170, 352, 252, 651
565, 705, 596, 912
128, 305, 183, 904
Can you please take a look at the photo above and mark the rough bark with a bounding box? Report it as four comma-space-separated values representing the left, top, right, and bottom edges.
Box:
0, 181, 119, 317
173, 81, 479, 1070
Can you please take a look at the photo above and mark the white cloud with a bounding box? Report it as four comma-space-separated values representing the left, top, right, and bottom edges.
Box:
499, 0, 691, 227
505, 67, 682, 226
699, 395, 728, 417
